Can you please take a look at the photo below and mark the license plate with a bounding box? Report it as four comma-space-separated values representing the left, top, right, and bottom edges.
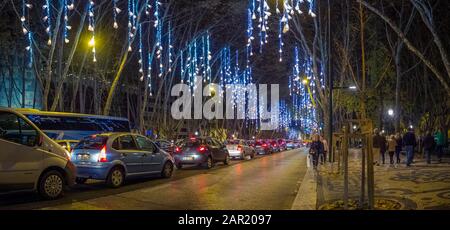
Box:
183, 156, 195, 161
78, 154, 90, 161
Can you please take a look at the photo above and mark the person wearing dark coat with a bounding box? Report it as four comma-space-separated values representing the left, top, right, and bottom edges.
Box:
373, 131, 387, 165
309, 134, 324, 169
423, 132, 436, 164
403, 128, 417, 167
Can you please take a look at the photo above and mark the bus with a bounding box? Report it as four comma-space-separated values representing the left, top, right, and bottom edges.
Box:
13, 108, 131, 140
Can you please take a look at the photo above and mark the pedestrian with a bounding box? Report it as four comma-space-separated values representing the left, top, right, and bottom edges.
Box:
320, 135, 328, 164
387, 135, 397, 165
309, 134, 324, 169
373, 129, 387, 165
423, 131, 436, 164
403, 127, 417, 167
395, 133, 403, 164
434, 130, 445, 163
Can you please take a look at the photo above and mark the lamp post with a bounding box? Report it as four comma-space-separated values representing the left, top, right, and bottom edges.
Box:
329, 85, 357, 163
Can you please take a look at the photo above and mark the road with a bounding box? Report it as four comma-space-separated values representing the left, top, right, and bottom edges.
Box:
0, 148, 307, 210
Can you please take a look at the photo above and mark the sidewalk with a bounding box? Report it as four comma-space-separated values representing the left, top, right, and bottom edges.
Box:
292, 149, 450, 210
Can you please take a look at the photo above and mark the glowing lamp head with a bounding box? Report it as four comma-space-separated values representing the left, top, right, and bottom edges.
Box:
88, 36, 95, 47
302, 78, 309, 85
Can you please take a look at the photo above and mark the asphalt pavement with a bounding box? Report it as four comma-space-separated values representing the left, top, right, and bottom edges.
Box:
0, 148, 308, 210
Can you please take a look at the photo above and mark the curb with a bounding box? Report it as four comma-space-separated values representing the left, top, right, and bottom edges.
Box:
291, 168, 317, 210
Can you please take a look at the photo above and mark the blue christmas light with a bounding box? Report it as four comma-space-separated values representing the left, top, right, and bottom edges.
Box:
43, 0, 52, 45
88, 0, 96, 62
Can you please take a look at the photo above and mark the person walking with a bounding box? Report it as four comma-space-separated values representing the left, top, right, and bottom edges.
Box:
395, 133, 403, 164
435, 130, 445, 163
423, 131, 436, 164
309, 134, 324, 169
387, 135, 397, 165
403, 128, 417, 167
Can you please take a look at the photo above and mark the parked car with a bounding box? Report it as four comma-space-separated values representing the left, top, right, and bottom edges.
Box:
277, 139, 287, 151
71, 133, 174, 188
269, 140, 281, 152
155, 139, 175, 155
254, 140, 272, 155
173, 137, 230, 169
286, 140, 296, 150
0, 107, 76, 199
225, 139, 256, 160
56, 140, 79, 153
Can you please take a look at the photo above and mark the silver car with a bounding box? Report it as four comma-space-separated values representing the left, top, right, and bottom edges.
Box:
0, 108, 76, 199
226, 139, 256, 160
71, 133, 174, 188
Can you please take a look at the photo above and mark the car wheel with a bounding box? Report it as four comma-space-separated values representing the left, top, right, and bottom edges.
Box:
205, 156, 213, 169
224, 154, 230, 165
161, 161, 174, 178
106, 166, 125, 188
75, 177, 88, 184
176, 163, 183, 169
38, 170, 65, 200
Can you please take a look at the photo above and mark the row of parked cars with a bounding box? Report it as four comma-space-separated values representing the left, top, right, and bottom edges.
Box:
0, 107, 303, 200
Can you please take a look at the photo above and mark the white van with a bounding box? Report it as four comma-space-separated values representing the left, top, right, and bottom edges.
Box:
0, 107, 76, 199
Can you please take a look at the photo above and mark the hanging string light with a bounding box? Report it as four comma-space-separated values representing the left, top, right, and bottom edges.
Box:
168, 22, 173, 73
112, 0, 121, 29
43, 0, 52, 45
278, 18, 283, 62
127, 0, 133, 51
307, 0, 316, 17
87, 1, 96, 62
21, 0, 33, 67
206, 31, 212, 82
155, 0, 163, 77
246, 7, 254, 58
63, 0, 70, 43
138, 25, 144, 81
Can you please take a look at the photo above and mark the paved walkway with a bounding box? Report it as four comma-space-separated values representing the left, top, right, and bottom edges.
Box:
292, 149, 450, 210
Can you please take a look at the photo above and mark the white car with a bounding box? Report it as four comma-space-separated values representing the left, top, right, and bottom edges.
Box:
0, 108, 76, 199
225, 139, 256, 160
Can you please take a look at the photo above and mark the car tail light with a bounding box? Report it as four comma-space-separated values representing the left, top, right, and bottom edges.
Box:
98, 146, 108, 162
237, 145, 243, 152
272, 143, 277, 147
175, 146, 182, 154
262, 143, 267, 148
198, 145, 207, 153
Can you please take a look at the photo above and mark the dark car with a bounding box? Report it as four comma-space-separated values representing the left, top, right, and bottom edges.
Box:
254, 140, 272, 155
173, 137, 230, 169
277, 139, 287, 151
269, 140, 281, 152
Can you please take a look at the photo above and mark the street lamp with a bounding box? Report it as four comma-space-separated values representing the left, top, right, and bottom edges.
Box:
388, 109, 394, 117
328, 84, 358, 163
88, 36, 95, 47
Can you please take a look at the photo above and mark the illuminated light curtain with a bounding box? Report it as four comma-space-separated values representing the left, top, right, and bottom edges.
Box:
88, 0, 96, 62
43, 0, 52, 45
21, 0, 33, 67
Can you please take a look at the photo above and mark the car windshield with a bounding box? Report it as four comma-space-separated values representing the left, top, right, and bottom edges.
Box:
74, 135, 108, 150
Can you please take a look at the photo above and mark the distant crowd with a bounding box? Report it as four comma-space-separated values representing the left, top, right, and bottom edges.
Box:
373, 128, 447, 167
306, 128, 447, 169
